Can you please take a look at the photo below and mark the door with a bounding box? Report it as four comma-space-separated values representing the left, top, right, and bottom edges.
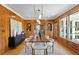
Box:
0, 14, 5, 54
0, 14, 3, 54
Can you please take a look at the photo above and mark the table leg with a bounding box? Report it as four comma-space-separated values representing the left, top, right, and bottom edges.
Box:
32, 48, 35, 55
46, 49, 48, 55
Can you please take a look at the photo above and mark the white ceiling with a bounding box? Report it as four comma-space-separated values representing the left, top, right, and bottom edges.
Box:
2, 4, 78, 20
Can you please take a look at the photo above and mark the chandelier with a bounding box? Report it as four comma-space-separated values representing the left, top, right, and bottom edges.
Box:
34, 5, 43, 24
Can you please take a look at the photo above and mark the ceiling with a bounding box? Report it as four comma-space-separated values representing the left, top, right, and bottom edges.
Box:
2, 4, 78, 20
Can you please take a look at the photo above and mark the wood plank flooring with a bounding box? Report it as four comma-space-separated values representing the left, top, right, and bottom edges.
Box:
3, 41, 77, 55
3, 42, 25, 55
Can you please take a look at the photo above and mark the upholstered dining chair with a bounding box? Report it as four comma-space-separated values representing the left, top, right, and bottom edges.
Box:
47, 38, 54, 53
45, 35, 54, 52
32, 42, 48, 55
25, 37, 32, 52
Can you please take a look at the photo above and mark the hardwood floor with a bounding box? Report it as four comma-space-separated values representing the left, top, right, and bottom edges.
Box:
3, 42, 25, 55
3, 41, 77, 55
56, 41, 77, 55
19, 42, 75, 55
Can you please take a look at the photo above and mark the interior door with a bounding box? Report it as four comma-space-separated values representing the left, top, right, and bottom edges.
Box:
0, 15, 3, 54
0, 14, 5, 54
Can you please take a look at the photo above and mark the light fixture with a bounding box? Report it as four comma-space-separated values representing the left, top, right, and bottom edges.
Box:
39, 14, 42, 19
34, 5, 43, 24
36, 19, 41, 24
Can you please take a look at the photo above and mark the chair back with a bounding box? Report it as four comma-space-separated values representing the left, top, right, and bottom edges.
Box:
32, 42, 47, 50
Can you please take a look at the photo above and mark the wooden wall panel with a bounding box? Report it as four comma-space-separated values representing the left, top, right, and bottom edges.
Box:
0, 13, 8, 54
0, 14, 3, 54
22, 20, 54, 38
0, 5, 24, 54
23, 20, 36, 37
44, 20, 52, 38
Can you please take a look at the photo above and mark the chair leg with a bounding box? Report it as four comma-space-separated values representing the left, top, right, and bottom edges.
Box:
44, 49, 48, 55
32, 48, 35, 55
52, 42, 54, 53
44, 49, 46, 55
25, 45, 27, 52
46, 49, 48, 55
52, 46, 54, 53
25, 47, 26, 52
25, 44, 29, 52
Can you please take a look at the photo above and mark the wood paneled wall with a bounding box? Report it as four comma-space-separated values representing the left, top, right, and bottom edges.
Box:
1, 4, 78, 54
22, 20, 36, 37
0, 5, 24, 54
0, 5, 54, 54
22, 20, 54, 38
53, 5, 79, 54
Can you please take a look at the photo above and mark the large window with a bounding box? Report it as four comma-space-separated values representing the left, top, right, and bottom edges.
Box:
69, 12, 79, 41
10, 18, 22, 37
60, 17, 67, 38
59, 12, 79, 42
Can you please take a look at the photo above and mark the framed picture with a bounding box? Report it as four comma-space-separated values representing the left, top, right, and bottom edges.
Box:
47, 23, 52, 31
26, 23, 31, 31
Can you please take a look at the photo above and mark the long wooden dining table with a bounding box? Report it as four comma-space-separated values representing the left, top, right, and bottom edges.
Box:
29, 38, 50, 42
25, 37, 54, 55
29, 38, 50, 55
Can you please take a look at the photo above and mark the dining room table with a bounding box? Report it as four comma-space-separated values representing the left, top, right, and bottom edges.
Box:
29, 37, 50, 55
29, 37, 50, 42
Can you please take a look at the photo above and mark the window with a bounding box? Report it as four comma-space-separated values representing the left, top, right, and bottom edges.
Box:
60, 17, 67, 38
59, 11, 79, 43
17, 21, 22, 35
10, 18, 22, 37
69, 12, 79, 41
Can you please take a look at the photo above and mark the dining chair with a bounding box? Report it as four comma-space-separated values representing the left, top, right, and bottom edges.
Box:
47, 38, 54, 53
25, 37, 32, 52
45, 35, 54, 52
32, 42, 48, 55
